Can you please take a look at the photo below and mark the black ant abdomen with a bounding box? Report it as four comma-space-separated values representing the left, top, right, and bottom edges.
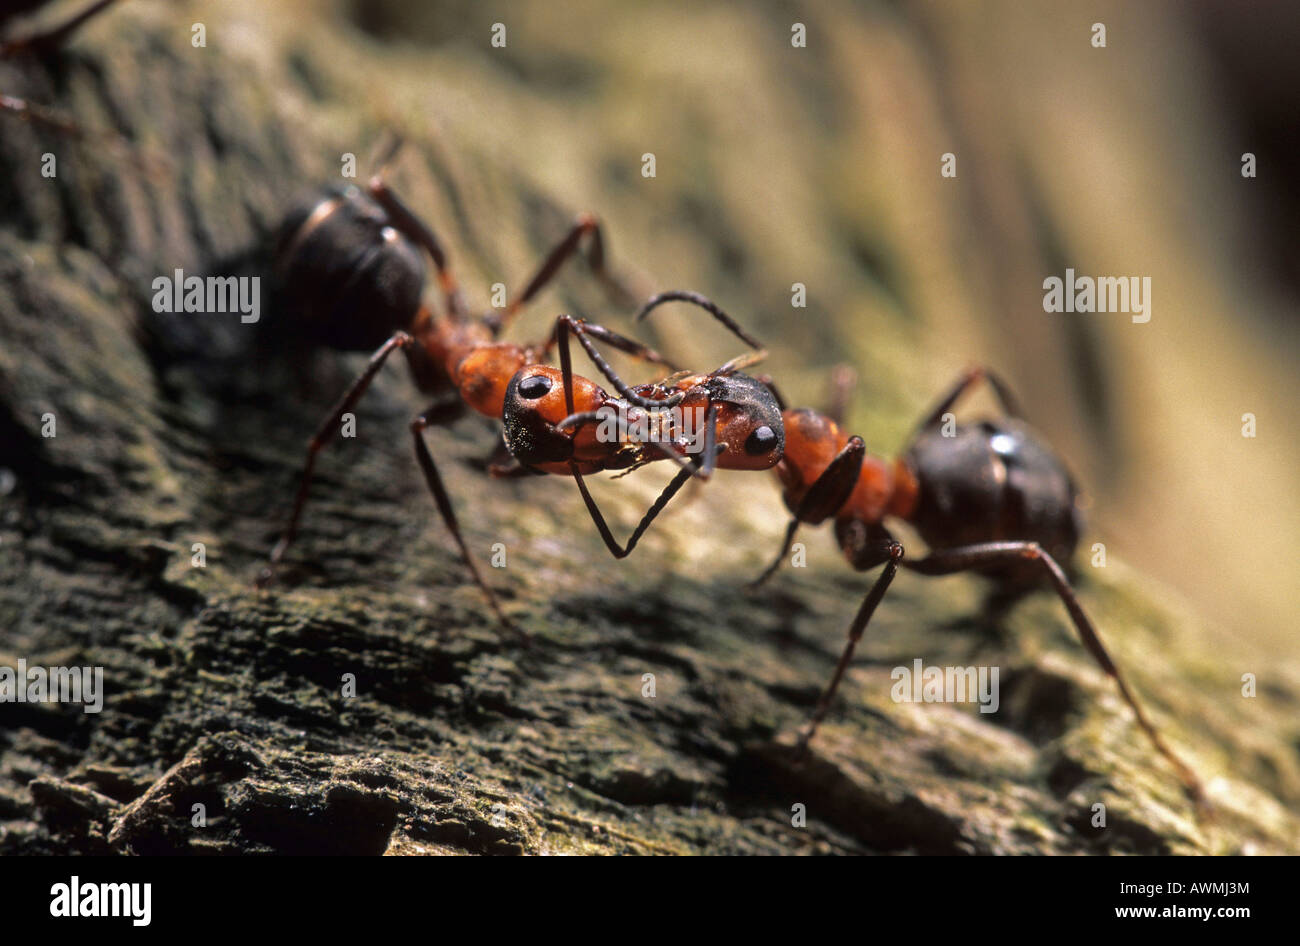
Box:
276, 185, 426, 353
903, 418, 1082, 585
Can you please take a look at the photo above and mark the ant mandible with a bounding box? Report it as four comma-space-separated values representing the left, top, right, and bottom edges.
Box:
638, 293, 1208, 813
263, 145, 786, 638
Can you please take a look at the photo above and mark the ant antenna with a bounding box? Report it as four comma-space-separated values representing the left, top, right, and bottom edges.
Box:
635, 290, 765, 351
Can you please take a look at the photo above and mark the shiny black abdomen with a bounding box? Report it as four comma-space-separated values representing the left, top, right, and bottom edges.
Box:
903, 419, 1082, 578
277, 186, 425, 351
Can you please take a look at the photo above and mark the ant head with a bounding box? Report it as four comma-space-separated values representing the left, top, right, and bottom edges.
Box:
501, 366, 608, 467
693, 373, 785, 471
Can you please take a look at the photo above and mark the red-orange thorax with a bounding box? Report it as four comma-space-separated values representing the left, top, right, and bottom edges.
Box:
413, 311, 527, 419
775, 408, 917, 526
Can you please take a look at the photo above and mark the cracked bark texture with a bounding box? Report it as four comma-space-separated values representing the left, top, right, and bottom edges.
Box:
1, 0, 1297, 855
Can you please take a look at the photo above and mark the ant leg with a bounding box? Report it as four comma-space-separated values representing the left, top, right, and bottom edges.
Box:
711, 348, 768, 377
262, 332, 414, 578
410, 411, 526, 641
539, 317, 675, 370
568, 445, 723, 559
366, 176, 468, 321
490, 213, 638, 336
798, 538, 905, 754
366, 132, 405, 180
909, 366, 1023, 443
751, 437, 866, 587
905, 541, 1207, 811
0, 95, 80, 135
485, 434, 534, 479
0, 94, 166, 172
1, 0, 119, 58
825, 365, 857, 427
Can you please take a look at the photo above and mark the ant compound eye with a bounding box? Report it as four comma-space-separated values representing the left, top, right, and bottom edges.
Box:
745, 425, 777, 455
518, 375, 553, 400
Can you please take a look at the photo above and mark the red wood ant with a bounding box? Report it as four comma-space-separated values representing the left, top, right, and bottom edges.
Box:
637, 294, 1208, 812
263, 147, 785, 638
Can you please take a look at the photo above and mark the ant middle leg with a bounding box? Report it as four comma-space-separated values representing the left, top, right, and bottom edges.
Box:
366, 173, 468, 321
261, 332, 415, 581
904, 541, 1207, 811
487, 213, 640, 337
410, 409, 525, 641
908, 366, 1023, 444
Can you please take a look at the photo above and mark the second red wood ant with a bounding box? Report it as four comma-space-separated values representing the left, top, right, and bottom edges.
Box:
637, 293, 1208, 813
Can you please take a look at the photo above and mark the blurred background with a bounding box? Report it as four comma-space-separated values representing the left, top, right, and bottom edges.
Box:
322, 0, 1297, 651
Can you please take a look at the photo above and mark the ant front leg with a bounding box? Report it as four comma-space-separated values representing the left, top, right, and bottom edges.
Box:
750, 436, 866, 587
1, 0, 119, 58
410, 409, 527, 642
261, 332, 414, 582
568, 440, 725, 560
489, 213, 639, 337
905, 541, 1208, 812
798, 536, 905, 754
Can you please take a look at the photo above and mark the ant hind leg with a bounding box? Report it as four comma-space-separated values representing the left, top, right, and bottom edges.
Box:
904, 541, 1208, 813
797, 537, 905, 754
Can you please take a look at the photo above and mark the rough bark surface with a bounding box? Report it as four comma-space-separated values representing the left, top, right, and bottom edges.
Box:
0, 1, 1297, 855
